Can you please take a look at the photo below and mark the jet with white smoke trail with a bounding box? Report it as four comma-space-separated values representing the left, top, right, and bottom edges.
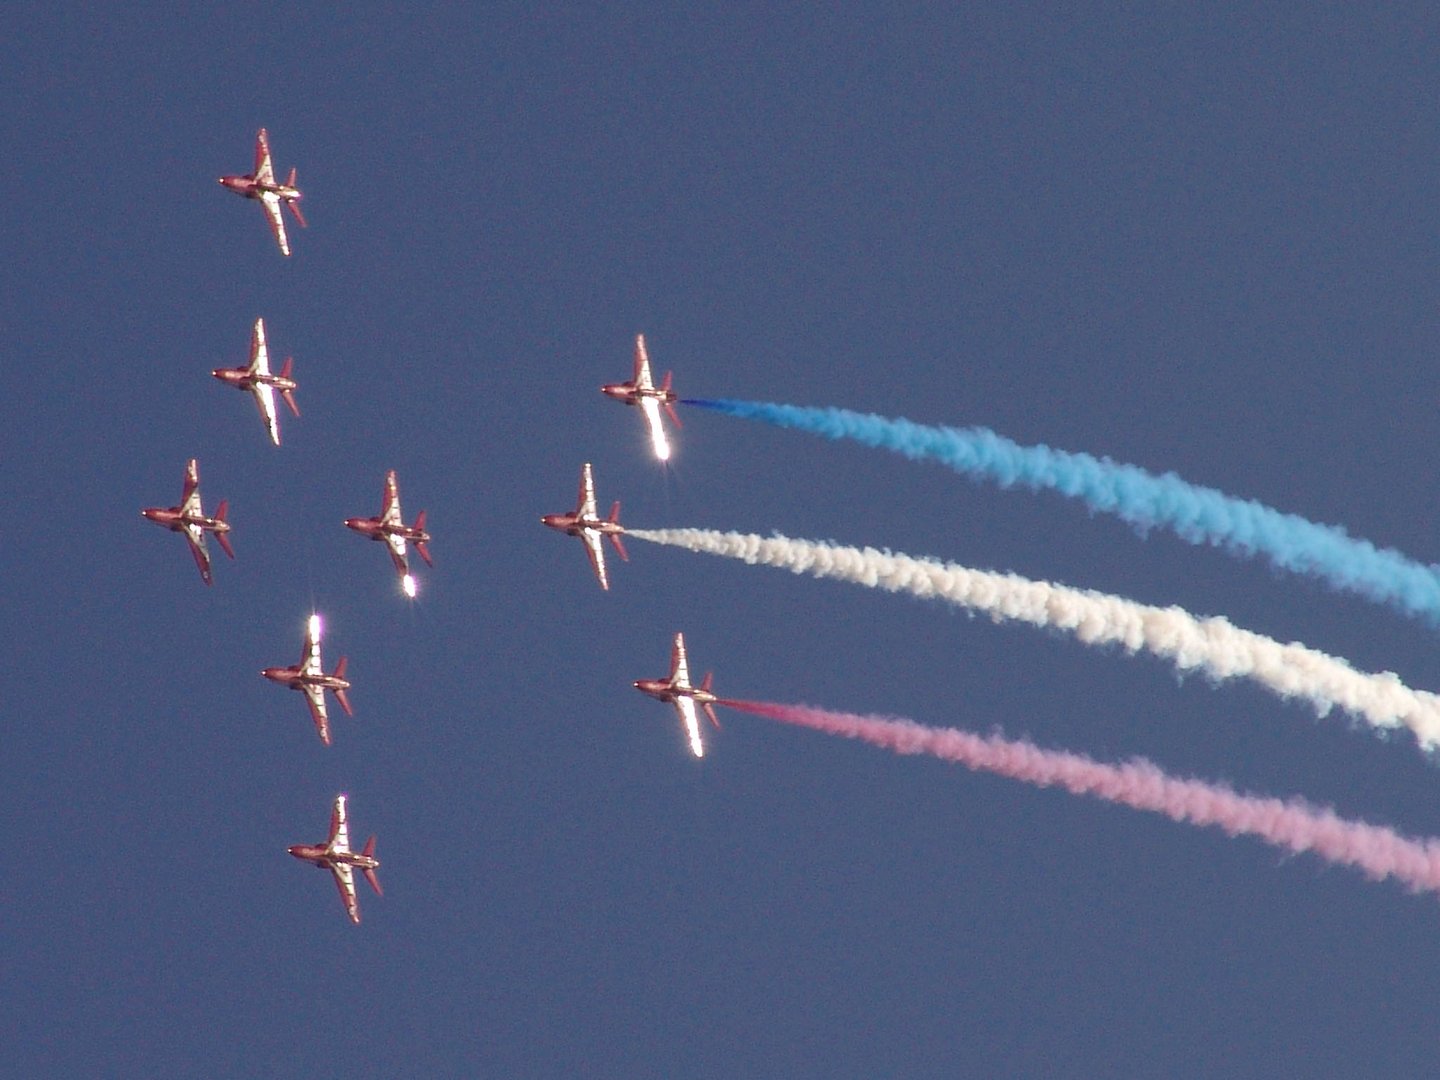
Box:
628, 527, 1440, 751
684, 398, 1440, 626
721, 699, 1440, 900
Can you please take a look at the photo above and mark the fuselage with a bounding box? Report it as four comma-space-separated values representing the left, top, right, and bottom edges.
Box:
634, 678, 718, 707
345, 516, 430, 544
261, 665, 350, 694
600, 380, 676, 406
211, 366, 298, 393
141, 506, 229, 535
287, 845, 379, 871
218, 175, 301, 202
541, 512, 623, 539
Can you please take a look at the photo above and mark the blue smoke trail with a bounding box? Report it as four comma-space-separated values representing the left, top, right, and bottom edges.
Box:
682, 398, 1440, 624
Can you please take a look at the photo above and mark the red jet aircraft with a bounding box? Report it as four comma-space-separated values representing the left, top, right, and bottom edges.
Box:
261, 614, 353, 746
288, 794, 381, 925
344, 469, 432, 597
211, 317, 300, 446
634, 632, 720, 758
540, 462, 627, 590
141, 458, 234, 585
601, 333, 681, 461
218, 128, 306, 256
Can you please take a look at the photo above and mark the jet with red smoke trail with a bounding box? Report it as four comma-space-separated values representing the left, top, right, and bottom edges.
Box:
633, 632, 720, 758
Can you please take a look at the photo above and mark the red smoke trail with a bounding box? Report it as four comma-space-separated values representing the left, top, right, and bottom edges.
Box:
720, 699, 1440, 897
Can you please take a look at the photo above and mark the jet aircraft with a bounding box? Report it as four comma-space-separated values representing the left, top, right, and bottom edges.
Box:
141, 458, 234, 585
218, 128, 306, 256
634, 632, 721, 758
601, 333, 681, 461
288, 794, 381, 925
344, 470, 432, 597
211, 317, 300, 446
261, 614, 353, 745
540, 462, 626, 590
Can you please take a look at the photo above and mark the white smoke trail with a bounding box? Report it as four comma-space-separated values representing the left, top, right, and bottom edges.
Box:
628, 528, 1440, 750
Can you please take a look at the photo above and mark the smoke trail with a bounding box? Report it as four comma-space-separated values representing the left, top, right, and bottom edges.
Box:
683, 399, 1440, 624
723, 699, 1440, 897
628, 528, 1440, 750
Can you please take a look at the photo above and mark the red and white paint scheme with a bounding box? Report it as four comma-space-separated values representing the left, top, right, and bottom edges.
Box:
601, 333, 682, 461
261, 614, 353, 746
540, 462, 627, 591
218, 128, 305, 256
288, 794, 381, 925
344, 470, 432, 598
141, 458, 234, 585
633, 632, 721, 758
211, 317, 300, 446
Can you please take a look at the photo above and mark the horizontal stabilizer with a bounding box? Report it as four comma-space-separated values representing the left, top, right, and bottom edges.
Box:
416, 541, 433, 567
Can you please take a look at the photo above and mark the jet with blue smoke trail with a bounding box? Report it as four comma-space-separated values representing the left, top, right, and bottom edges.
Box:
683, 398, 1440, 625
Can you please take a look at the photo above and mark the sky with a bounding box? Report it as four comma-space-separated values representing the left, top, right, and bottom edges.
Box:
3, 6, 1440, 1077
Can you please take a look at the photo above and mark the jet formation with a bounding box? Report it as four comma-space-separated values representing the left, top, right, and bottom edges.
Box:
141, 458, 234, 585
344, 469, 434, 598
211, 317, 300, 446
262, 614, 354, 746
219, 128, 306, 256
288, 794, 382, 924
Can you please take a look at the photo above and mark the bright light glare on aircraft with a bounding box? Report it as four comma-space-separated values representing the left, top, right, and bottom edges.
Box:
652, 430, 671, 461
309, 613, 322, 639
402, 574, 417, 598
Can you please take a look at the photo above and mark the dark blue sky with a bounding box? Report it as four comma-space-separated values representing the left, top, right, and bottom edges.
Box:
5, 7, 1440, 1077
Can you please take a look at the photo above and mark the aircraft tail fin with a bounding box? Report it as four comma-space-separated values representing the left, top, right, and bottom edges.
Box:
415, 541, 434, 567
281, 388, 300, 418
665, 399, 682, 429
607, 503, 628, 562
362, 845, 382, 896
285, 179, 307, 227
213, 502, 236, 559
702, 700, 722, 731
332, 657, 354, 716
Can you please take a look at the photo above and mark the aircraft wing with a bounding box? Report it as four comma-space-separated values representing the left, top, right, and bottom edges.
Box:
670, 633, 690, 688
302, 616, 324, 676
328, 794, 351, 854
180, 458, 201, 517
381, 470, 402, 527
254, 129, 275, 185
260, 192, 290, 256
674, 695, 704, 758
330, 862, 361, 924
578, 462, 598, 519
250, 318, 271, 375
252, 382, 280, 445
639, 396, 670, 460
582, 528, 609, 591
184, 524, 213, 585
303, 684, 331, 745
385, 532, 410, 577
633, 334, 653, 389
